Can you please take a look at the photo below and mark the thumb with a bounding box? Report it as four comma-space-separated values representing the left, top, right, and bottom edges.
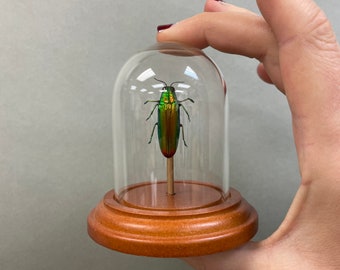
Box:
256, 0, 333, 45
256, 0, 339, 102
257, 0, 340, 179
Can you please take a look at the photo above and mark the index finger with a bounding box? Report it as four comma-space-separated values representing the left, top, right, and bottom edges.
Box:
156, 9, 276, 63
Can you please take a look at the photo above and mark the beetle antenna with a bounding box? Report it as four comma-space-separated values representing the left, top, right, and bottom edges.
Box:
170, 81, 184, 87
154, 78, 167, 87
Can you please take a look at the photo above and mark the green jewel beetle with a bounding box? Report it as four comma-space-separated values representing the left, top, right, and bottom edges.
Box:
144, 78, 194, 158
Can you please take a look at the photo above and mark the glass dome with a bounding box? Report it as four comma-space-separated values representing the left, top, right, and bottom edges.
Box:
112, 42, 228, 210
88, 42, 257, 258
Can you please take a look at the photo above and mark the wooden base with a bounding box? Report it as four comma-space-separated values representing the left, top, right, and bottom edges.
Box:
87, 181, 258, 257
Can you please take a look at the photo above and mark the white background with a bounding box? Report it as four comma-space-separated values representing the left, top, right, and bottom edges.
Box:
1, 0, 339, 269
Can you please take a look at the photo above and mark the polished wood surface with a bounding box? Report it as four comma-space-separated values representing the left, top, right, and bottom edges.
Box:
119, 180, 225, 210
88, 182, 258, 257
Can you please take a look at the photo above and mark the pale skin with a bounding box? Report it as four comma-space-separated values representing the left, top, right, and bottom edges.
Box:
157, 0, 340, 269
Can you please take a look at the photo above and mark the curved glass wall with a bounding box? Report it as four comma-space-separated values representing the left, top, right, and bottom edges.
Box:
112, 43, 228, 209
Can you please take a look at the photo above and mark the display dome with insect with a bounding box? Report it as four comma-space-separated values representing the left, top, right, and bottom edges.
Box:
88, 42, 257, 258
112, 43, 228, 202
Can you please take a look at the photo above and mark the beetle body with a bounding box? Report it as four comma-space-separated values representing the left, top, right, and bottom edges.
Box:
145, 79, 194, 158
157, 88, 180, 158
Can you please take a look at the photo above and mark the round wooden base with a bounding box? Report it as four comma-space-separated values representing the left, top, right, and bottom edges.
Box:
87, 181, 258, 257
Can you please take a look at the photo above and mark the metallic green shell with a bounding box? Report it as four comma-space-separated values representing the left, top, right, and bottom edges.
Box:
157, 87, 180, 158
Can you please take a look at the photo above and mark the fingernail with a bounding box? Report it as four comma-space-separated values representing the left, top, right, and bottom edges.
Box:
157, 24, 173, 32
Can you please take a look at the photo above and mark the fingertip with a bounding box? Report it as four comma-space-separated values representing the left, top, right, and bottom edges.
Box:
204, 0, 229, 12
157, 24, 175, 43
256, 0, 329, 45
156, 24, 172, 43
156, 25, 174, 43
156, 16, 209, 49
205, 0, 256, 14
157, 24, 173, 33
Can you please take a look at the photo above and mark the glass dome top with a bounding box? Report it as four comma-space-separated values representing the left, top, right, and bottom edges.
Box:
112, 42, 229, 209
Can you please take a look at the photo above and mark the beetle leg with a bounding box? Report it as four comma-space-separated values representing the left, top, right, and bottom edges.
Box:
179, 98, 194, 104
144, 100, 159, 104
179, 104, 191, 122
148, 122, 158, 144
145, 103, 159, 121
180, 124, 188, 147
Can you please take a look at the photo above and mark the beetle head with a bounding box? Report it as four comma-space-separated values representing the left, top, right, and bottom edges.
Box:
154, 78, 183, 92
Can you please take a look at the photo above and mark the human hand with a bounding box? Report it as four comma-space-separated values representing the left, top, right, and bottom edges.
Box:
157, 0, 340, 269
